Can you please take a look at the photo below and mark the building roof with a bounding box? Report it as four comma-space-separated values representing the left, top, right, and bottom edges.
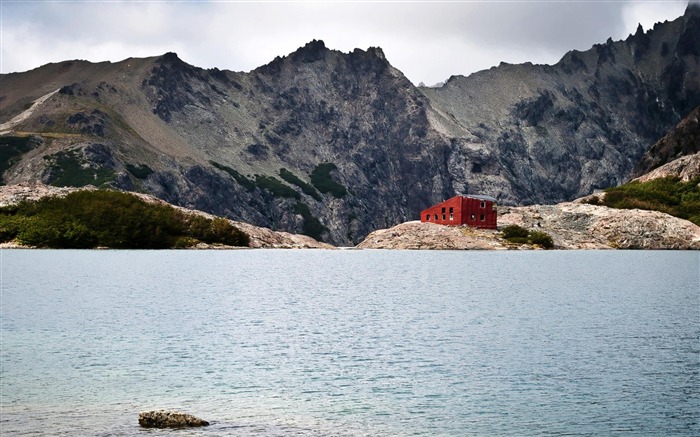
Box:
463, 194, 497, 202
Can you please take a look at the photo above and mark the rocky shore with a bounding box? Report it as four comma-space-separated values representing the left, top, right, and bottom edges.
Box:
358, 202, 700, 250
2, 184, 698, 250
499, 201, 700, 250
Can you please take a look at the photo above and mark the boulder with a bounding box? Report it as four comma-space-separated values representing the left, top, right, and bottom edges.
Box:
138, 410, 209, 428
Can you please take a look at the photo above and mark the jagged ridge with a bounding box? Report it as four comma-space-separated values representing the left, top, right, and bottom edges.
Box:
1, 8, 699, 245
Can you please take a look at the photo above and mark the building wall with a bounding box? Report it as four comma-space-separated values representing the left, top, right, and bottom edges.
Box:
420, 196, 497, 229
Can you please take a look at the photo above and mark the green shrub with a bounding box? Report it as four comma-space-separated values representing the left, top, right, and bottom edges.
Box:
210, 161, 255, 191
584, 196, 600, 205
310, 163, 347, 198
529, 231, 554, 249
0, 215, 22, 242
602, 176, 700, 226
254, 175, 300, 199
279, 168, 321, 200
501, 224, 554, 249
506, 236, 530, 245
185, 215, 249, 246
501, 224, 529, 239
45, 149, 114, 187
126, 163, 154, 179
0, 190, 249, 249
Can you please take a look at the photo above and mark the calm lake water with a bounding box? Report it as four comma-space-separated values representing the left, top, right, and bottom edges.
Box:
1, 250, 698, 436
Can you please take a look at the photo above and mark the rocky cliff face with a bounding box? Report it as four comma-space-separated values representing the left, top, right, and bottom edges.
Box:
633, 105, 700, 178
423, 4, 700, 205
1, 7, 699, 245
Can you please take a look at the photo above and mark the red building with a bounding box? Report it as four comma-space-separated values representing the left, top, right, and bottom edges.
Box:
420, 195, 497, 229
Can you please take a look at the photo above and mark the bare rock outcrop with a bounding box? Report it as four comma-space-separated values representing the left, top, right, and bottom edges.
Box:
0, 183, 96, 207
138, 410, 209, 428
231, 221, 335, 249
357, 221, 511, 250
633, 151, 700, 183
357, 204, 700, 250
499, 202, 700, 249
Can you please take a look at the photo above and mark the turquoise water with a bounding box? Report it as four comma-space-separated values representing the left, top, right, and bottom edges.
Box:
1, 250, 698, 436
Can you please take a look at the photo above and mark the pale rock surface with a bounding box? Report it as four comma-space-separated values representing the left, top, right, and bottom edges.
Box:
633, 151, 700, 183
357, 221, 511, 250
499, 203, 700, 249
357, 205, 700, 250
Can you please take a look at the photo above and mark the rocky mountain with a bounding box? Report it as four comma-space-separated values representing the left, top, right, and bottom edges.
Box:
632, 105, 700, 178
422, 4, 700, 204
1, 5, 699, 245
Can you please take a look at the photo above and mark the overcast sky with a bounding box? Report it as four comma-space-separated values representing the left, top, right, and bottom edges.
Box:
0, 1, 691, 86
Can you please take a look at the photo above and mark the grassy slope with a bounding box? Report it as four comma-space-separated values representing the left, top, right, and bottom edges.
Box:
588, 176, 700, 226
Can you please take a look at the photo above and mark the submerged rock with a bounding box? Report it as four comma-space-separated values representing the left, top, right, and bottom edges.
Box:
138, 410, 209, 428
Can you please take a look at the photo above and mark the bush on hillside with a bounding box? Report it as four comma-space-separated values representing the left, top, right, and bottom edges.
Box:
310, 163, 347, 198
501, 224, 554, 249
602, 176, 700, 226
501, 224, 529, 239
126, 163, 154, 179
254, 175, 300, 199
280, 168, 321, 200
528, 231, 554, 249
45, 149, 114, 187
0, 190, 249, 249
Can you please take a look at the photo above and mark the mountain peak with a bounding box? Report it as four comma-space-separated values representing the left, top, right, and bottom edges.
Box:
160, 52, 181, 62
290, 39, 328, 63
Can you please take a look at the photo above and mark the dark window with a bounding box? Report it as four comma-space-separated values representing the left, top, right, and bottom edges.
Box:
441, 207, 446, 213
434, 214, 438, 220
480, 214, 485, 221
449, 207, 454, 213
480, 201, 486, 208
442, 214, 446, 220
426, 214, 430, 221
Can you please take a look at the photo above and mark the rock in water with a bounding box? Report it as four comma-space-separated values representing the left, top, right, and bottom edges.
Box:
138, 410, 209, 428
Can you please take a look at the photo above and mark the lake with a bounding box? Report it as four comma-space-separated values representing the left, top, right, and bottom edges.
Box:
1, 250, 698, 436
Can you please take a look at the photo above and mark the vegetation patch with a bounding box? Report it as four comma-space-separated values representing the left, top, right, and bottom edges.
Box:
126, 163, 154, 179
293, 202, 327, 241
0, 190, 249, 249
210, 161, 306, 199
310, 163, 347, 198
254, 175, 300, 199
44, 149, 114, 187
501, 224, 554, 248
210, 160, 255, 191
0, 136, 39, 185
279, 168, 321, 200
586, 176, 700, 226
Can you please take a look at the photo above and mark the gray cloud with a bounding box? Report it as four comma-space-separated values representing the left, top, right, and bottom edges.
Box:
1, 1, 689, 86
